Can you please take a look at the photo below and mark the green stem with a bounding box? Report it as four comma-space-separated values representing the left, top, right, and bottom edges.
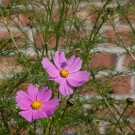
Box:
55, 1, 66, 51
34, 121, 37, 135
84, 2, 110, 67
0, 108, 10, 133
103, 97, 125, 134
48, 118, 54, 135
61, 105, 69, 119
118, 104, 129, 122
112, 103, 135, 133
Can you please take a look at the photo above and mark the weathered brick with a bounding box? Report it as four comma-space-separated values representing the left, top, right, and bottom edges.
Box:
123, 55, 135, 71
2, 0, 11, 5
34, 33, 68, 48
34, 29, 88, 48
104, 27, 132, 44
12, 14, 31, 27
0, 29, 30, 48
124, 103, 135, 117
0, 56, 23, 74
92, 76, 132, 94
111, 76, 131, 94
90, 53, 116, 69
0, 14, 31, 27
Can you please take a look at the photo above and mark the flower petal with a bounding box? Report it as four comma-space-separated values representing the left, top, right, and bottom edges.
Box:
16, 90, 32, 110
43, 98, 59, 111
59, 80, 73, 95
45, 110, 54, 117
49, 76, 63, 84
67, 55, 76, 67
42, 58, 59, 77
53, 51, 67, 69
37, 87, 52, 103
67, 71, 89, 87
19, 109, 33, 122
33, 109, 48, 120
67, 57, 82, 73
27, 85, 38, 101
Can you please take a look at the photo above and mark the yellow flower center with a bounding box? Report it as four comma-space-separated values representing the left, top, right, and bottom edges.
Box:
60, 69, 69, 78
31, 101, 42, 110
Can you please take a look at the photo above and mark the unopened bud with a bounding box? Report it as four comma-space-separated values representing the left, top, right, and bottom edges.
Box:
106, 8, 113, 14
66, 99, 74, 106
126, 98, 134, 105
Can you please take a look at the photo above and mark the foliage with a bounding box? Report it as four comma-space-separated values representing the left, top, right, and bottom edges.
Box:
0, 0, 135, 134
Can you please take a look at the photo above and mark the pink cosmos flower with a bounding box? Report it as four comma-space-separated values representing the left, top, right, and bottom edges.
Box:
16, 85, 59, 122
42, 51, 89, 95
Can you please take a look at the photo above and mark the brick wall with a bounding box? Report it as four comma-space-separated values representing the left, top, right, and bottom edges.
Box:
1, 0, 135, 134
1, 0, 134, 93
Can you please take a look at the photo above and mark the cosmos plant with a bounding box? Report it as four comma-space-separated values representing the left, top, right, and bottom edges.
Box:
16, 51, 89, 123
42, 51, 89, 95
16, 85, 59, 122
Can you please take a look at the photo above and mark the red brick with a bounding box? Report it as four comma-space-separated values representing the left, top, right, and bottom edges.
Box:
14, 82, 31, 93
90, 53, 116, 69
51, 6, 91, 23
79, 75, 131, 95
88, 0, 102, 2
76, 7, 94, 24
34, 33, 43, 48
79, 81, 96, 95
48, 36, 67, 48
12, 14, 31, 27
120, 6, 135, 25
124, 103, 135, 117
0, 56, 23, 74
88, 6, 118, 26
88, 7, 102, 24
90, 0, 129, 3
0, 17, 8, 26
111, 76, 131, 94
51, 8, 61, 22
34, 33, 68, 48
2, 0, 11, 5
104, 27, 132, 45
0, 30, 29, 48
9, 126, 29, 135
93, 76, 132, 94
101, 121, 135, 134
96, 106, 111, 119
34, 30, 87, 48
120, 14, 135, 24
123, 123, 135, 134
0, 14, 31, 27
0, 30, 26, 39
2, 0, 28, 5
123, 55, 135, 70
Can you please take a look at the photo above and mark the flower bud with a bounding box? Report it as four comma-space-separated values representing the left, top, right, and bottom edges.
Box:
126, 98, 134, 105
106, 8, 113, 14
66, 99, 74, 106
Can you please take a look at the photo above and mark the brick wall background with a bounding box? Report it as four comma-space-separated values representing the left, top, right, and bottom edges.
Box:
1, 0, 135, 134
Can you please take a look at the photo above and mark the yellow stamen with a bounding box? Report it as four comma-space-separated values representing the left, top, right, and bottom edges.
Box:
60, 69, 69, 78
31, 101, 42, 110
